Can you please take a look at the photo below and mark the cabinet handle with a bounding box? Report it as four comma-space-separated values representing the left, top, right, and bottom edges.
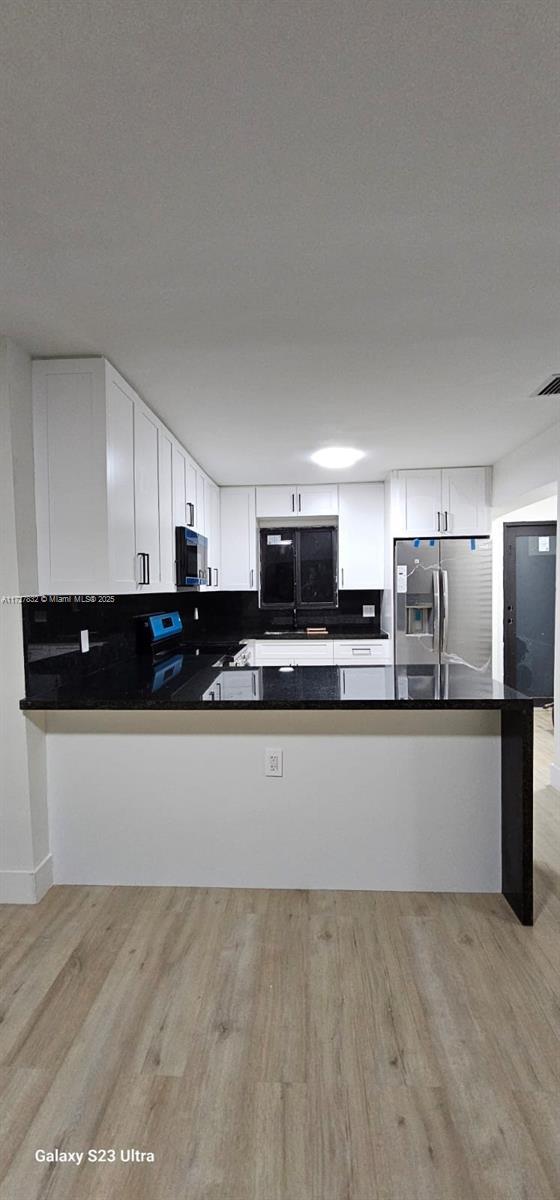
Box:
137, 552, 150, 585
186, 502, 195, 527
215, 568, 219, 588
250, 568, 254, 588
291, 492, 295, 512
207, 567, 212, 586
341, 567, 345, 587
444, 510, 449, 532
298, 492, 301, 512
437, 511, 441, 532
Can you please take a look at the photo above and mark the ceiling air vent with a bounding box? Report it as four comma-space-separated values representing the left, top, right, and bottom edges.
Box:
535, 375, 560, 395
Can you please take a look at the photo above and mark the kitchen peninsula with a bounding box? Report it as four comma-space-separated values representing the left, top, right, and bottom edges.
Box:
22, 658, 533, 926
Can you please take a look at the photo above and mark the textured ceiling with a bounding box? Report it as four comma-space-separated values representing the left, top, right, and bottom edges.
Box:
0, 0, 558, 482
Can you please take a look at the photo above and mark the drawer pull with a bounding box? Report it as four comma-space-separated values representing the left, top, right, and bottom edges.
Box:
352, 647, 372, 656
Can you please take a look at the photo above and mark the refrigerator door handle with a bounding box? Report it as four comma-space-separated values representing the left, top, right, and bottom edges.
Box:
441, 569, 449, 654
432, 569, 441, 653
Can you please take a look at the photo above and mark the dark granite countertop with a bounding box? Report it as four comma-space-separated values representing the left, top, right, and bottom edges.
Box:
238, 629, 389, 640
21, 656, 531, 711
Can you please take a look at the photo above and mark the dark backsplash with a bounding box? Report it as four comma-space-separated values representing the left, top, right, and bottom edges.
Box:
21, 589, 382, 699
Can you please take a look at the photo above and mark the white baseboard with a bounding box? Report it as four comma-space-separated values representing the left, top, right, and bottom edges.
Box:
550, 763, 560, 792
0, 853, 53, 904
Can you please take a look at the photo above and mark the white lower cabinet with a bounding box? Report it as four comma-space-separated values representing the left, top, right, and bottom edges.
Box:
332, 639, 392, 665
253, 640, 333, 666
340, 667, 389, 699
203, 670, 260, 701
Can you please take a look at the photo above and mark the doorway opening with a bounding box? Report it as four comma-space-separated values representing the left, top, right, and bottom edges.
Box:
504, 522, 556, 703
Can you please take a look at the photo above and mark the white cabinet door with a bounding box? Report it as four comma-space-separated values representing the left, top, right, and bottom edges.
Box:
340, 667, 389, 700
255, 486, 298, 518
196, 472, 206, 535
172, 445, 187, 530
134, 406, 160, 590
106, 370, 136, 592
158, 430, 174, 590
33, 358, 109, 592
297, 484, 339, 516
220, 487, 257, 589
442, 467, 490, 536
185, 460, 197, 529
396, 470, 442, 537
205, 481, 221, 588
338, 483, 384, 589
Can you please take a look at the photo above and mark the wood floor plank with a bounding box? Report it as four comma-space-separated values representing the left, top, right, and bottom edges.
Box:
0, 711, 558, 1198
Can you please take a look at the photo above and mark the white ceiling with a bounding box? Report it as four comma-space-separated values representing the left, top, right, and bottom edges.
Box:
1, 1, 558, 484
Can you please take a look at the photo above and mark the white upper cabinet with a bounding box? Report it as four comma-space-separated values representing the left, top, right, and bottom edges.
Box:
395, 469, 443, 537
33, 357, 219, 594
338, 483, 384, 589
298, 484, 338, 516
34, 358, 114, 593
255, 484, 338, 518
255, 486, 297, 518
185, 460, 197, 529
393, 468, 491, 537
205, 480, 221, 588
196, 471, 206, 536
220, 487, 257, 590
172, 444, 187, 531
441, 467, 490, 536
134, 405, 161, 590
158, 429, 174, 590
106, 367, 136, 592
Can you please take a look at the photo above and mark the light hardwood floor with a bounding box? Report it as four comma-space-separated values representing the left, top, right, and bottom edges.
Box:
0, 712, 559, 1199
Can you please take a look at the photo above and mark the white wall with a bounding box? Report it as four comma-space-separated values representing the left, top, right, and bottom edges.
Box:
491, 496, 557, 682
0, 337, 51, 902
492, 420, 560, 789
492, 420, 560, 513
46, 709, 501, 893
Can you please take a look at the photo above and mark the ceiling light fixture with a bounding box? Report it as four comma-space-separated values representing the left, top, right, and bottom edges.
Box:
310, 447, 365, 469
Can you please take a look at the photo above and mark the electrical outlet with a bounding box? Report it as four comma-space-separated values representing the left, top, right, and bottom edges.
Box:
265, 748, 283, 777
363, 604, 375, 617
80, 629, 89, 653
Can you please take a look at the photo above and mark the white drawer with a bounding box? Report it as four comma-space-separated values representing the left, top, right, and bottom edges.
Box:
333, 640, 392, 665
254, 640, 334, 665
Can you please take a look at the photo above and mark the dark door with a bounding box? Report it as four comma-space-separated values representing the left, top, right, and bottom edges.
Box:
504, 522, 556, 702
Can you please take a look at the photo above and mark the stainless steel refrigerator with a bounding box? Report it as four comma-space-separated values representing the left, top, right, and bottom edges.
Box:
394, 537, 492, 670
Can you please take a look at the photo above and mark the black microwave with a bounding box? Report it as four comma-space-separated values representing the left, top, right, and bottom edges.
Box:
175, 527, 208, 588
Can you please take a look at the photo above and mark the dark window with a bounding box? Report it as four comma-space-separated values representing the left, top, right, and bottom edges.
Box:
260, 527, 337, 607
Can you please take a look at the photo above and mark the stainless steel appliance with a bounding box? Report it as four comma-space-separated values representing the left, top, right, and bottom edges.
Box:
394, 537, 492, 670
175, 527, 208, 588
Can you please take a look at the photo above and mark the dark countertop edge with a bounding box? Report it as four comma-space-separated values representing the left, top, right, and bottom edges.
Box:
21, 698, 534, 712
238, 631, 390, 641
